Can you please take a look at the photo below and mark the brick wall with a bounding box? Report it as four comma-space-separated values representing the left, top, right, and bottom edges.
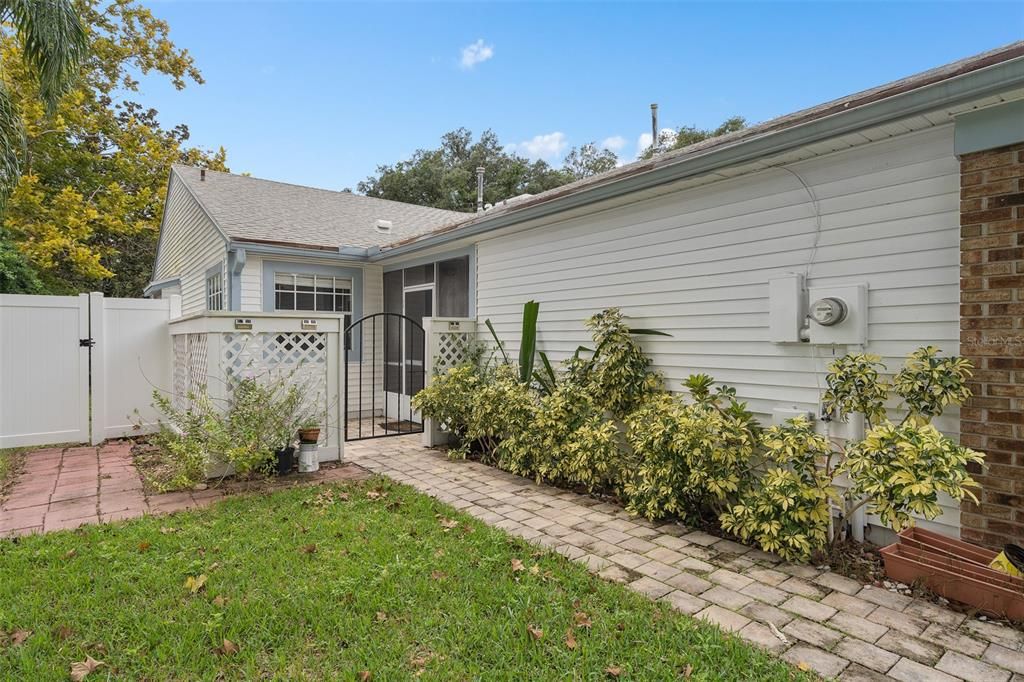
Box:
959, 141, 1024, 548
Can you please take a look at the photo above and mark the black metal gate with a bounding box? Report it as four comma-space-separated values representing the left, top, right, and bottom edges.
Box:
344, 312, 426, 441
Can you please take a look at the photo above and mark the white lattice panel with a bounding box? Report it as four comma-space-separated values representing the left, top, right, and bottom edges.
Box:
433, 331, 474, 372
172, 333, 208, 411
221, 332, 329, 444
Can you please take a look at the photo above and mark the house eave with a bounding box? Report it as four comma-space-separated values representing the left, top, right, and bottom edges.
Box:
143, 276, 181, 297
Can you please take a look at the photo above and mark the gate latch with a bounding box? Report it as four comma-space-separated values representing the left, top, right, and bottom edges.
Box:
79, 338, 95, 348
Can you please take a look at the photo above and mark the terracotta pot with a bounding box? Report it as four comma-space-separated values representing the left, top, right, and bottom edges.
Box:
897, 527, 996, 567
881, 542, 1024, 621
298, 427, 320, 444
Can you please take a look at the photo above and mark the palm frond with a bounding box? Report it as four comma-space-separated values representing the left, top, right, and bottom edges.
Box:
4, 0, 88, 113
0, 82, 24, 212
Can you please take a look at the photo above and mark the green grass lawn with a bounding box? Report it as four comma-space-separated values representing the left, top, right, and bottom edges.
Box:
0, 477, 808, 681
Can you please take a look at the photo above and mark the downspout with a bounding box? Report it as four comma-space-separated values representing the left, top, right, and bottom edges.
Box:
228, 247, 246, 312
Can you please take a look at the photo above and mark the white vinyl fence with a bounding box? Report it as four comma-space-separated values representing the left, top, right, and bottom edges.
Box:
0, 293, 175, 448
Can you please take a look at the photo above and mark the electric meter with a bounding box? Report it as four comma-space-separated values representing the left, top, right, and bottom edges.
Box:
810, 297, 847, 326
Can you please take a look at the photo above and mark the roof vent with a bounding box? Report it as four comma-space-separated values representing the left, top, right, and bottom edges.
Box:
375, 219, 393, 234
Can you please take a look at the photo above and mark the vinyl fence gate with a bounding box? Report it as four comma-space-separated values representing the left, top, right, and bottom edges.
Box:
0, 292, 173, 449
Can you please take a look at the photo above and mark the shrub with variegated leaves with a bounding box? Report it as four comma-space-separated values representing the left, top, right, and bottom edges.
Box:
720, 417, 834, 561
624, 392, 756, 523
840, 421, 983, 531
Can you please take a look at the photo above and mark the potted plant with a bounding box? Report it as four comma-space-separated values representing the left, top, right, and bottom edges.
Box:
271, 397, 301, 476
298, 418, 320, 444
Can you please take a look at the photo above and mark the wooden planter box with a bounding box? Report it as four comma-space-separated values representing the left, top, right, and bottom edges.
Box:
880, 531, 1024, 621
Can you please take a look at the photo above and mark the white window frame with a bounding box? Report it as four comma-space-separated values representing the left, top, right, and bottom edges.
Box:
272, 273, 353, 318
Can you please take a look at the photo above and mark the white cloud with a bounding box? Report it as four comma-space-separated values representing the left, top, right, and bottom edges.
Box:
601, 135, 626, 153
507, 131, 568, 161
635, 128, 677, 158
460, 39, 494, 69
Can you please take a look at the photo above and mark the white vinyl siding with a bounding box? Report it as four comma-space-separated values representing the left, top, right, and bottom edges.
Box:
474, 124, 961, 535
152, 173, 227, 315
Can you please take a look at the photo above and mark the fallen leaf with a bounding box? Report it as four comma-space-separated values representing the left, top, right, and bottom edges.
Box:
438, 517, 458, 531
69, 655, 104, 681
301, 544, 317, 554
681, 663, 693, 678
338, 492, 350, 501
527, 624, 543, 640
366, 490, 384, 500
573, 611, 592, 629
768, 621, 788, 644
797, 662, 811, 672
564, 628, 577, 650
212, 595, 228, 607
430, 570, 447, 581
9, 629, 31, 646
511, 559, 526, 573
376, 611, 388, 622
214, 638, 239, 656
357, 672, 372, 681
184, 574, 208, 594
159, 527, 177, 534
529, 564, 540, 575
605, 666, 622, 677
56, 626, 73, 641
137, 542, 151, 553
433, 548, 445, 558
64, 549, 77, 559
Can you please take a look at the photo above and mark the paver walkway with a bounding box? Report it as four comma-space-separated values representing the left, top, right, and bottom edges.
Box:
347, 435, 1024, 682
0, 441, 367, 537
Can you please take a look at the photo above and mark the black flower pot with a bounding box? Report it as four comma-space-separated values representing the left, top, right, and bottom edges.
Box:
274, 446, 296, 475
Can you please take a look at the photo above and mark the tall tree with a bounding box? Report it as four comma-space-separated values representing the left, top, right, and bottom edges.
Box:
1, 0, 227, 296
358, 128, 574, 211
562, 142, 618, 180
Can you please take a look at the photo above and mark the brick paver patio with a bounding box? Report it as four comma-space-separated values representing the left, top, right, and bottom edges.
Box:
0, 441, 367, 537
347, 435, 1024, 682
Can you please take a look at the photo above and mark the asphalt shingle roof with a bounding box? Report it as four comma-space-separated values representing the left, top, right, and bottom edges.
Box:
172, 165, 467, 249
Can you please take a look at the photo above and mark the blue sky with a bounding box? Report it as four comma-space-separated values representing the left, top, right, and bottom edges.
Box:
140, 1, 1023, 191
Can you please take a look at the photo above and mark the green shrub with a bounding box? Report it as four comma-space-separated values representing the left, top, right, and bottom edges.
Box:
725, 347, 983, 560
821, 353, 889, 425
146, 373, 305, 490
413, 363, 536, 463
501, 375, 620, 491
583, 308, 664, 417
624, 392, 755, 523
411, 364, 481, 447
892, 346, 973, 421
720, 417, 833, 561
840, 421, 983, 531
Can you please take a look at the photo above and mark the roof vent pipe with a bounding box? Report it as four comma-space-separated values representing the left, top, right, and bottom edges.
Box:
200, 168, 206, 181
476, 166, 485, 213
650, 103, 658, 152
